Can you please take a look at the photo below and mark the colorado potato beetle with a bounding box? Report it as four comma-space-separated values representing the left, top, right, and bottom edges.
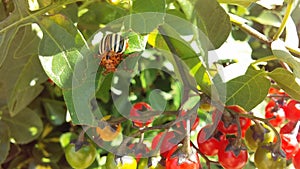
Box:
97, 33, 128, 74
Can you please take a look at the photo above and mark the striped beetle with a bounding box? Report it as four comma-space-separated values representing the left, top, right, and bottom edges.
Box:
97, 33, 128, 74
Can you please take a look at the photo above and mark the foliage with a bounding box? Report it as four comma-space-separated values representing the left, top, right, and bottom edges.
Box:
0, 0, 300, 168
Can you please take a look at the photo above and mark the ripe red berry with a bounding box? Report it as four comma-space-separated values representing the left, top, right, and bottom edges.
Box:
166, 145, 201, 169
284, 100, 300, 121
218, 139, 248, 169
293, 150, 300, 169
197, 125, 224, 156
129, 102, 153, 127
280, 133, 299, 159
151, 131, 177, 158
265, 100, 286, 127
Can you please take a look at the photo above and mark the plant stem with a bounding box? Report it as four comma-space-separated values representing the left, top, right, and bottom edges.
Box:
182, 119, 191, 155
273, 0, 295, 40
230, 13, 300, 58
230, 13, 272, 44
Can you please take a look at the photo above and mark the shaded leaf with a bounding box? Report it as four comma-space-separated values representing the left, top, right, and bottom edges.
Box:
78, 2, 126, 36
7, 54, 47, 116
194, 0, 231, 49
2, 108, 43, 144
0, 25, 47, 116
0, 0, 35, 67
268, 68, 300, 101
63, 88, 98, 126
42, 99, 66, 126
216, 66, 270, 111
0, 121, 10, 165
271, 39, 300, 79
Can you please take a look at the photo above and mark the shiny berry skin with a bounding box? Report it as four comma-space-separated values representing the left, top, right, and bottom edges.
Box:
284, 100, 300, 121
151, 131, 177, 158
166, 145, 201, 169
244, 123, 275, 152
280, 133, 299, 159
265, 100, 286, 127
293, 150, 300, 169
218, 139, 248, 169
130, 102, 153, 127
280, 121, 300, 142
65, 142, 97, 169
197, 125, 224, 156
254, 145, 286, 169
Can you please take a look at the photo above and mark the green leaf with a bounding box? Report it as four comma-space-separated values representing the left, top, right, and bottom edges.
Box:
217, 0, 258, 7
150, 24, 213, 95
0, 25, 47, 116
268, 68, 300, 101
63, 88, 98, 126
0, 121, 10, 165
7, 54, 47, 116
271, 39, 300, 79
78, 2, 126, 36
250, 11, 281, 27
0, 0, 35, 67
38, 14, 85, 56
96, 74, 113, 103
194, 0, 231, 49
39, 49, 85, 89
132, 0, 166, 13
2, 108, 43, 144
125, 0, 166, 33
42, 99, 66, 126
216, 66, 270, 111
125, 32, 148, 53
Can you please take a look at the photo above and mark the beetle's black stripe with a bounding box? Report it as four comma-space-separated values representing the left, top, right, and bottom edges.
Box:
98, 33, 127, 55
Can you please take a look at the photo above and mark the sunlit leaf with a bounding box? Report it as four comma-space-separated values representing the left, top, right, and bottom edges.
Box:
194, 0, 231, 49
268, 68, 300, 101
216, 66, 270, 111
250, 11, 281, 27
271, 39, 300, 79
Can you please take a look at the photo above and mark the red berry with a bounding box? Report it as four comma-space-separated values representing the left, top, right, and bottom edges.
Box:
284, 100, 300, 121
280, 133, 299, 159
197, 125, 224, 156
218, 139, 248, 169
166, 145, 201, 169
293, 150, 300, 169
151, 131, 177, 158
130, 102, 153, 127
265, 100, 286, 127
